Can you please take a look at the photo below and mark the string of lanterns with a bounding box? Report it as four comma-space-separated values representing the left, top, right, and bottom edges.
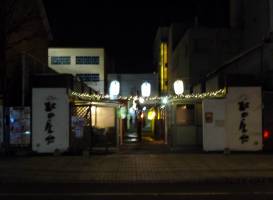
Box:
71, 88, 227, 104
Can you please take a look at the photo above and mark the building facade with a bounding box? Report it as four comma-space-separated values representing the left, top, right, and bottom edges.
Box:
172, 27, 241, 94
159, 0, 273, 151
48, 48, 105, 94
2, 0, 53, 107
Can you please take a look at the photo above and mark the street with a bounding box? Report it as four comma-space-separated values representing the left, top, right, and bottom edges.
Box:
1, 183, 273, 200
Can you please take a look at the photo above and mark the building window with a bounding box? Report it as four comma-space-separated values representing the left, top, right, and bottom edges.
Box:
76, 56, 100, 65
51, 56, 71, 65
76, 74, 100, 82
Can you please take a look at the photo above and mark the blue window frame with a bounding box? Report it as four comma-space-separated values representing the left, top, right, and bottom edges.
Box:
51, 56, 71, 65
76, 74, 100, 82
76, 56, 100, 65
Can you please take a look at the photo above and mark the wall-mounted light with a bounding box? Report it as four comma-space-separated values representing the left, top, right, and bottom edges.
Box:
173, 80, 184, 95
141, 81, 151, 97
109, 80, 120, 99
162, 97, 168, 104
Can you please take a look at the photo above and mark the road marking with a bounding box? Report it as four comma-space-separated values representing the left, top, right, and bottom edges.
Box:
0, 192, 273, 196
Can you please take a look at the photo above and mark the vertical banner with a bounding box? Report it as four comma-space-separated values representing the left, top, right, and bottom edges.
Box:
226, 87, 262, 151
32, 88, 69, 153
0, 99, 3, 145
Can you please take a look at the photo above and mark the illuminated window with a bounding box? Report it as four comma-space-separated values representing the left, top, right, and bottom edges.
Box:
160, 42, 168, 92
51, 56, 71, 65
76, 56, 100, 65
76, 73, 100, 82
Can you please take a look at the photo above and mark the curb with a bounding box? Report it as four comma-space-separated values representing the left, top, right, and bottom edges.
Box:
1, 177, 273, 185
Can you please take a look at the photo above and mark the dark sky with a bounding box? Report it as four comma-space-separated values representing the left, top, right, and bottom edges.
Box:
43, 0, 229, 73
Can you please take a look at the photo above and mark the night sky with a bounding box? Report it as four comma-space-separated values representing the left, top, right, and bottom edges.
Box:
43, 0, 229, 73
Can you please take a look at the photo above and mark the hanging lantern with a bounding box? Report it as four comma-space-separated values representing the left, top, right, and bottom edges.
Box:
109, 80, 120, 99
147, 110, 156, 120
173, 80, 184, 95
141, 81, 151, 97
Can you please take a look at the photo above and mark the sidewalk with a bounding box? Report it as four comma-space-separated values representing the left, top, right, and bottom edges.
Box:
1, 152, 273, 184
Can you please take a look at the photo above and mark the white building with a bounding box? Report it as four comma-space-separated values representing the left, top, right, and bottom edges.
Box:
48, 48, 105, 94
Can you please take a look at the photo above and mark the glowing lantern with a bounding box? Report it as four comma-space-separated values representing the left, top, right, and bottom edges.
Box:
162, 97, 168, 104
109, 80, 120, 99
139, 97, 145, 104
173, 80, 184, 95
263, 129, 270, 140
147, 110, 156, 120
141, 81, 151, 97
119, 107, 127, 119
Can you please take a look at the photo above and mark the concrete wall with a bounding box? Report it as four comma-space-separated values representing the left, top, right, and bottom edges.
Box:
205, 43, 273, 92
171, 31, 191, 94
190, 28, 241, 86
48, 48, 105, 94
202, 87, 262, 151
171, 27, 241, 92
230, 0, 271, 50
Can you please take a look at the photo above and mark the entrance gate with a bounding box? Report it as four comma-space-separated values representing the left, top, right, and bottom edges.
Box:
71, 103, 118, 153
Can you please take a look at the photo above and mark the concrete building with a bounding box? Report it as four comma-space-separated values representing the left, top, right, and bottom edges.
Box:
0, 0, 54, 151
107, 73, 158, 97
171, 27, 241, 94
162, 0, 273, 151
48, 48, 105, 94
230, 0, 273, 50
3, 0, 53, 106
202, 0, 273, 109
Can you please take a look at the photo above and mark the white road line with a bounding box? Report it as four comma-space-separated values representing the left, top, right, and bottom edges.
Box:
0, 192, 273, 196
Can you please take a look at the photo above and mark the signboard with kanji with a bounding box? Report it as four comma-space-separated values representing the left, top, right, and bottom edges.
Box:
226, 87, 262, 151
32, 88, 69, 153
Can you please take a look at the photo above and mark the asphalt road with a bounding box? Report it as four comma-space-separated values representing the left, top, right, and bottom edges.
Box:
1, 183, 273, 200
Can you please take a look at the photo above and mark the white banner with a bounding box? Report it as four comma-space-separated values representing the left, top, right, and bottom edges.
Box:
32, 88, 69, 153
226, 87, 262, 151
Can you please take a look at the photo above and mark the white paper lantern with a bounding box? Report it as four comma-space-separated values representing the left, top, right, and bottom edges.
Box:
141, 81, 151, 97
173, 80, 184, 95
109, 80, 120, 98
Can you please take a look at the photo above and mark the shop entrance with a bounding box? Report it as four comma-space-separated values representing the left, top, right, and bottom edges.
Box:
123, 104, 166, 145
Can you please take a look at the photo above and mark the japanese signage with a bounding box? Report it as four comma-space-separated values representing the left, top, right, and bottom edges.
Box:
32, 88, 69, 153
226, 87, 262, 151
44, 96, 56, 144
238, 98, 249, 144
